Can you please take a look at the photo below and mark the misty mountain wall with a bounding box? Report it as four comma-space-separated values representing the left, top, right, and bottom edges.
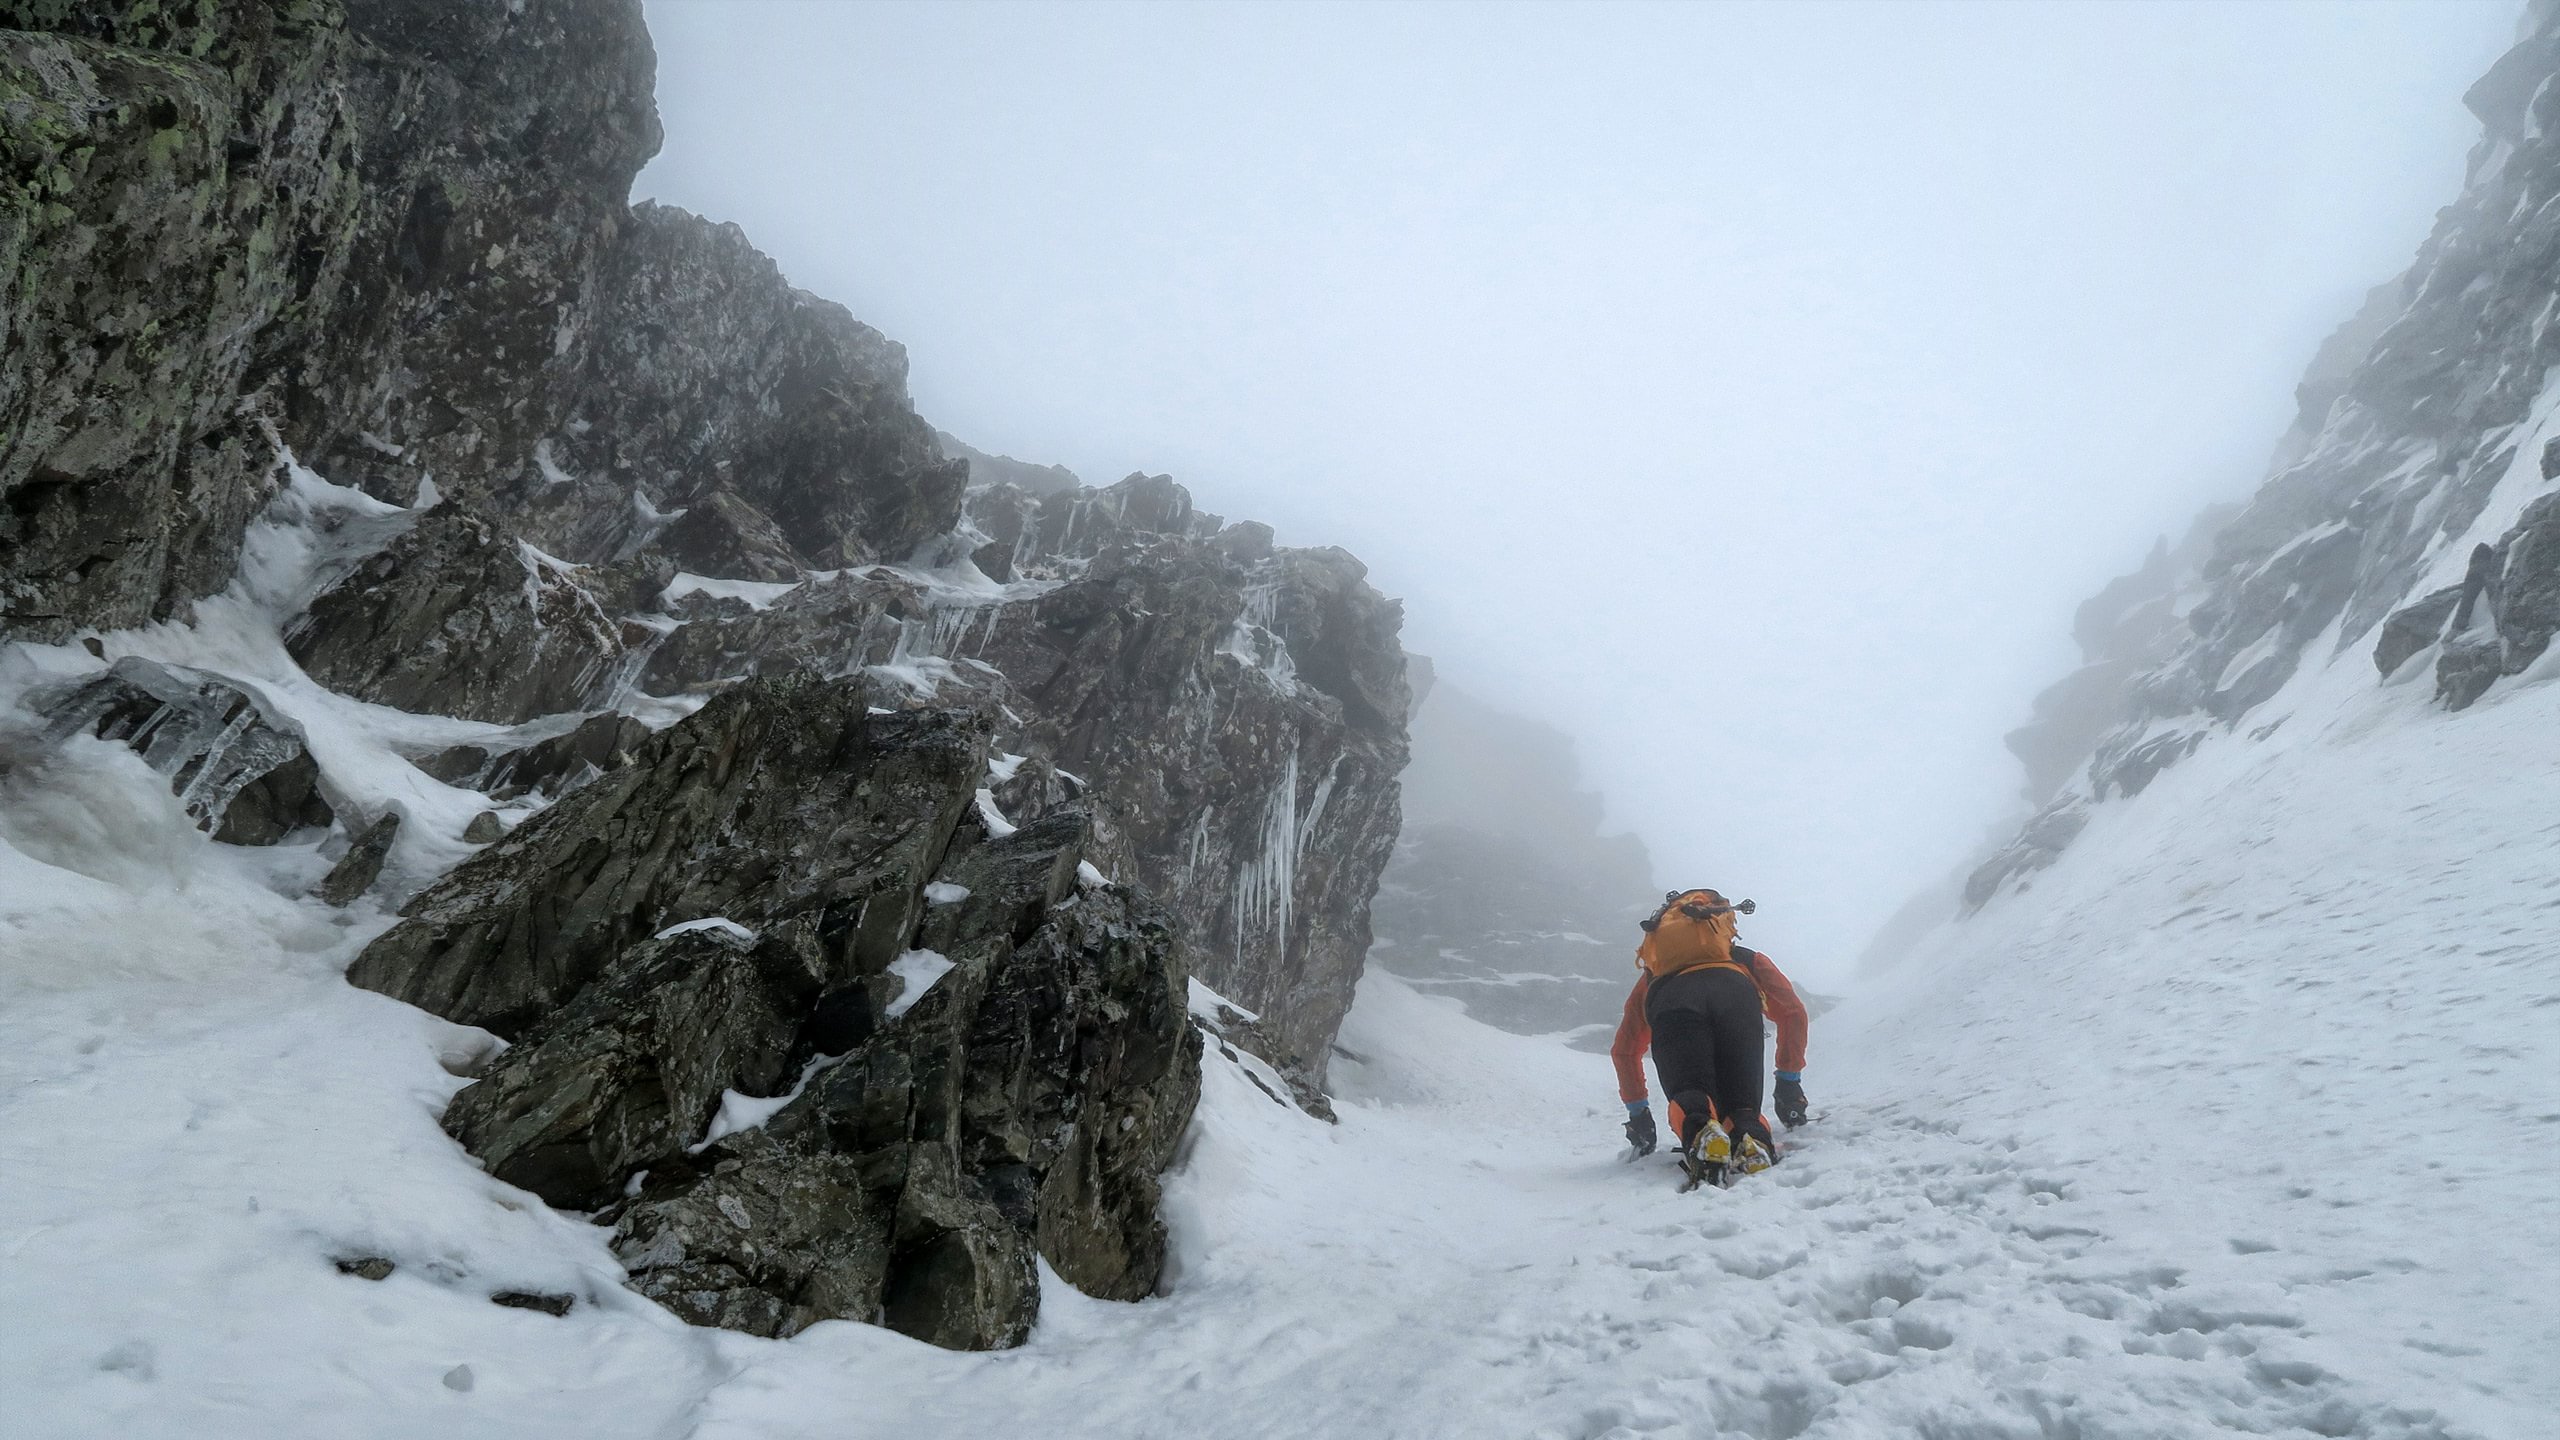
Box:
1366, 666, 1658, 1042
0, 0, 1406, 1348
1966, 1, 2560, 907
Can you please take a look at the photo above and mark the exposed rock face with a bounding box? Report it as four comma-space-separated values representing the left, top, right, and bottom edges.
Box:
1, 0, 665, 641
1959, 800, 2090, 912
1972, 7, 2560, 905
348, 676, 981, 1039
416, 709, 651, 801
1999, 509, 2234, 809
952, 520, 1409, 1070
353, 675, 1200, 1349
544, 202, 968, 570
1367, 674, 1659, 1042
3, 0, 1395, 1352
624, 469, 1413, 1073
441, 922, 822, 1211
316, 809, 400, 906
287, 0, 664, 521
39, 656, 332, 843
1, 7, 362, 640
287, 506, 631, 725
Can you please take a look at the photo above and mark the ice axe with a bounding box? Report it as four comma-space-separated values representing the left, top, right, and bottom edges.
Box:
1641, 894, 1757, 932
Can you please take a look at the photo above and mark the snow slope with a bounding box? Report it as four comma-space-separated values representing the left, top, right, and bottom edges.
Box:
2, 724, 2522, 1440
1835, 634, 2560, 1440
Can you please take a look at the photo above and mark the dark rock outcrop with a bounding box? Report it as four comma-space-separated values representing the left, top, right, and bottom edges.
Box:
0, 7, 363, 641
348, 675, 979, 1039
536, 202, 968, 571
1961, 800, 2091, 911
2000, 510, 2231, 809
610, 872, 1194, 1347
3, 2, 964, 651
316, 809, 400, 906
627, 469, 1412, 1073
952, 511, 1410, 1070
6, 1, 1387, 1355
938, 430, 1082, 499
2373, 584, 2463, 678
1, 2, 1411, 1087
354, 674, 1200, 1350
40, 656, 332, 843
287, 506, 630, 726
415, 709, 651, 801
441, 921, 824, 1211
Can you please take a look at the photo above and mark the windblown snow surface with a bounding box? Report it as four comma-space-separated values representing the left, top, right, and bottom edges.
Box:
4, 479, 2556, 1438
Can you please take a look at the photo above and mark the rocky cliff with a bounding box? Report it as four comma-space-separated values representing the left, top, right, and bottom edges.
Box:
1968, 3, 2560, 908
0, 0, 1407, 1350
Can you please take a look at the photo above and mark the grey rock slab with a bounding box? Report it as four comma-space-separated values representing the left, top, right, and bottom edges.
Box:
441, 925, 824, 1212
287, 506, 630, 727
347, 673, 983, 1038
2374, 585, 2463, 677
316, 811, 401, 908
417, 711, 651, 802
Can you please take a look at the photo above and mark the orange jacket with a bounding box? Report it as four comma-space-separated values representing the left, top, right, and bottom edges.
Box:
1610, 947, 1809, 1105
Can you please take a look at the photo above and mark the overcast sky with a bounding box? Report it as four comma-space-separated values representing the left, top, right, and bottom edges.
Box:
637, 0, 2516, 988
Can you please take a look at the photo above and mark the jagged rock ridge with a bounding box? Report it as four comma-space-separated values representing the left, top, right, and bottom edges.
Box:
0, 0, 1410, 1351
4, 0, 1408, 1063
1969, 4, 2560, 907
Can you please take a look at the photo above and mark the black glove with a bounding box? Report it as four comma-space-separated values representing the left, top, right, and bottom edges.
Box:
1623, 1104, 1658, 1156
1773, 1076, 1810, 1128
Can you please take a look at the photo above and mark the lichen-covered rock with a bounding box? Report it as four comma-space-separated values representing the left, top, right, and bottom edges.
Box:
287, 506, 629, 725
347, 674, 981, 1037
0, 9, 362, 640
40, 656, 333, 843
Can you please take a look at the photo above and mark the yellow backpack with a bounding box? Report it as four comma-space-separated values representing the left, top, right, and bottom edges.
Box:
1638, 888, 1742, 980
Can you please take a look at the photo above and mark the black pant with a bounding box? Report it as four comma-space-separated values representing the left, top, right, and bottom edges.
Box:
1647, 966, 1769, 1148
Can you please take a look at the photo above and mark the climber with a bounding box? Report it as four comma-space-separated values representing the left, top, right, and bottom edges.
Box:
1612, 888, 1811, 1188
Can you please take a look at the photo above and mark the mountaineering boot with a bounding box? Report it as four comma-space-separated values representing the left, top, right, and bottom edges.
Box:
1734, 1130, 1776, 1177
1680, 1117, 1732, 1191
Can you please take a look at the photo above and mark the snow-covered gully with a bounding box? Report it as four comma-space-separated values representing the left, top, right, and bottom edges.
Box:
3, 877, 2532, 1440
4, 474, 2549, 1440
